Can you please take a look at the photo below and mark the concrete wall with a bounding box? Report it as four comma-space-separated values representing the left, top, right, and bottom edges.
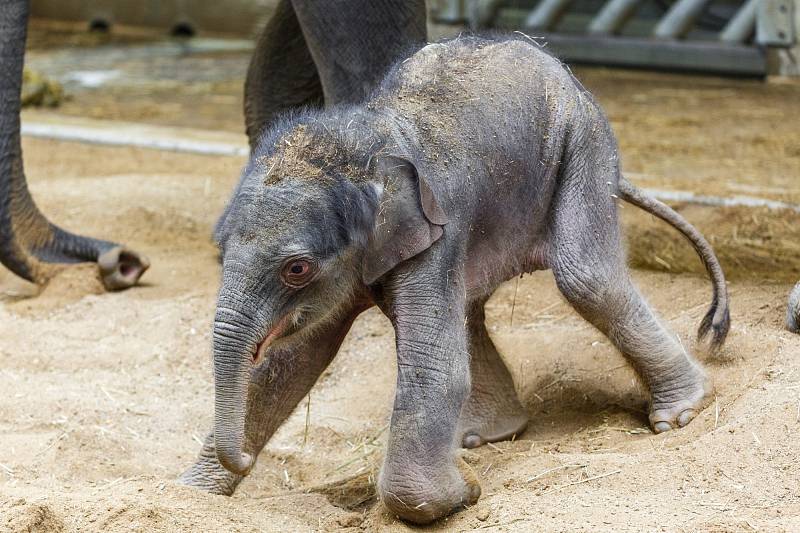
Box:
30, 0, 279, 36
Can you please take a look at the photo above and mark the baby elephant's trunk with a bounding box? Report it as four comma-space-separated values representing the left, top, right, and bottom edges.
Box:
212, 302, 258, 476
617, 176, 730, 351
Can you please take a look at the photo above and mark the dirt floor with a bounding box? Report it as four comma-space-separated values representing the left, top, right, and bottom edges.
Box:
2, 23, 799, 533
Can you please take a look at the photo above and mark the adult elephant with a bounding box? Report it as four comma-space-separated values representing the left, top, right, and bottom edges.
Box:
0, 0, 426, 290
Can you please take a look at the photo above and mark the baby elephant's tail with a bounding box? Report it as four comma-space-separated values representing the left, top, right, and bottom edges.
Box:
617, 176, 730, 352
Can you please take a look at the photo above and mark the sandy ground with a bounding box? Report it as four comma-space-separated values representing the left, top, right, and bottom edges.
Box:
2, 24, 800, 533
1, 139, 798, 533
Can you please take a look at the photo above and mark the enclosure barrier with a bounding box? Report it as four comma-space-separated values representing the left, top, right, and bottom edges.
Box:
29, 0, 800, 76
430, 0, 800, 76
30, 0, 278, 37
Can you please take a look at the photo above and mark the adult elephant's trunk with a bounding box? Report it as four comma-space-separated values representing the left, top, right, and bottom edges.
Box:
0, 0, 148, 290
212, 301, 260, 476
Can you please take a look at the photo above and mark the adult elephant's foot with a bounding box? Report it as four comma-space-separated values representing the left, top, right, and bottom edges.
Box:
177, 434, 243, 496
459, 390, 528, 449
787, 282, 800, 333
649, 370, 713, 434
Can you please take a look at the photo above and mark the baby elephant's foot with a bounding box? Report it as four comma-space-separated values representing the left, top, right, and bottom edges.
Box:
177, 438, 243, 495
649, 370, 713, 434
460, 406, 528, 449
379, 456, 481, 524
459, 388, 528, 449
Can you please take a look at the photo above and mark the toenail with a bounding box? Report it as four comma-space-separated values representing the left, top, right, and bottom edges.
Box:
677, 410, 696, 427
653, 421, 673, 433
463, 433, 482, 449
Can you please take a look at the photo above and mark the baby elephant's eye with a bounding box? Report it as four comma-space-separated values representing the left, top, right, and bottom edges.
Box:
280, 257, 318, 288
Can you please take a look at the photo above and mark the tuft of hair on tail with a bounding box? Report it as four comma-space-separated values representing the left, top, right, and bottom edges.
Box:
697, 294, 730, 354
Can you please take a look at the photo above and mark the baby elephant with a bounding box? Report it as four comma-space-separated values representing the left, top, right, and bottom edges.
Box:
181, 36, 730, 524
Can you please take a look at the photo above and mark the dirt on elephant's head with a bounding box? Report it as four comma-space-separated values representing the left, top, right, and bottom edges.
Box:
257, 121, 376, 187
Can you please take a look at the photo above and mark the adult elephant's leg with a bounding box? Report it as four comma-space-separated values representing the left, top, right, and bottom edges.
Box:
179, 305, 366, 494
244, 0, 425, 150
0, 1, 148, 290
458, 298, 528, 449
788, 282, 800, 333
290, 0, 427, 105
243, 0, 323, 150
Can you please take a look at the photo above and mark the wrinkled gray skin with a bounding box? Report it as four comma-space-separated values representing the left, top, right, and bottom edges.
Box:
788, 282, 800, 333
0, 0, 423, 289
180, 36, 731, 524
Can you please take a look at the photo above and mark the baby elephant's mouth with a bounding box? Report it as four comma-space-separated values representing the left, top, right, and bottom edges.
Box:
253, 314, 295, 365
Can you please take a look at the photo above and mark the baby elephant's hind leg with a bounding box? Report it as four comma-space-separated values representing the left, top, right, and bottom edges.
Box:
552, 248, 711, 432
551, 120, 710, 432
458, 299, 528, 448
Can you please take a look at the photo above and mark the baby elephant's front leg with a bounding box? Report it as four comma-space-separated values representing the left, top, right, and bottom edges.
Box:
379, 267, 480, 524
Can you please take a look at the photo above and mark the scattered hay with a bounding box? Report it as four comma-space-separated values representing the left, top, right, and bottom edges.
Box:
624, 204, 800, 282
22, 68, 64, 108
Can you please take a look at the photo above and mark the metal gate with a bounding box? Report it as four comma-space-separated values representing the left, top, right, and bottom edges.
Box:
431, 0, 800, 76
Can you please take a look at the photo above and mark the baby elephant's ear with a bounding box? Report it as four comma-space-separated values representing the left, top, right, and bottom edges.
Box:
362, 155, 448, 285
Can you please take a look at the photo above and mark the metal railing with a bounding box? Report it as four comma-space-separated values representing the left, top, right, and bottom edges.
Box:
431, 0, 799, 76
